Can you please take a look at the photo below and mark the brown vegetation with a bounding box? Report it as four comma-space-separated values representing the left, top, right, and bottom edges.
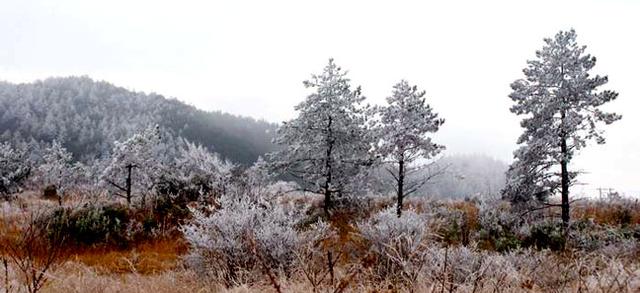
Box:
2, 193, 640, 292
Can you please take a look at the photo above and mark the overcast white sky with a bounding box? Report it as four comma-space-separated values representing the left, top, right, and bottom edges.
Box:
1, 0, 638, 196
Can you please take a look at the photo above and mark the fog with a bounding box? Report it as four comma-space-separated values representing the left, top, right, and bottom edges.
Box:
1, 0, 638, 196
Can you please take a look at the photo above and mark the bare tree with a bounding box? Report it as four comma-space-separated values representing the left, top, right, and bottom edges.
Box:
0, 209, 69, 293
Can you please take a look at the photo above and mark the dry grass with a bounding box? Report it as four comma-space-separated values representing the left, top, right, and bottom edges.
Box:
33, 257, 640, 293
572, 198, 640, 226
41, 262, 222, 293
71, 238, 188, 275
3, 194, 640, 292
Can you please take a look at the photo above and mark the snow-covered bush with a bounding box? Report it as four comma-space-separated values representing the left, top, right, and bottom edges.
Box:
182, 190, 305, 285
421, 246, 506, 289
566, 218, 633, 252
414, 245, 640, 292
358, 206, 429, 282
289, 219, 347, 291
595, 238, 640, 262
0, 142, 31, 198
227, 156, 274, 201
167, 141, 234, 200
476, 200, 522, 251
432, 205, 469, 245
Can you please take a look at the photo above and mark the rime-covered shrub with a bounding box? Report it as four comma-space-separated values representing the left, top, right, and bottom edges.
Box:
227, 157, 274, 201
476, 201, 522, 251
358, 207, 429, 282
159, 141, 234, 201
414, 246, 640, 292
0, 142, 31, 198
436, 207, 468, 244
594, 238, 640, 260
296, 220, 335, 263
566, 219, 631, 251
419, 246, 580, 292
151, 142, 236, 227
334, 194, 377, 217
421, 246, 520, 290
182, 191, 304, 284
423, 200, 480, 246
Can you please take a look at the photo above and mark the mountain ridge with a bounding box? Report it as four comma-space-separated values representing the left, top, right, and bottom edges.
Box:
0, 76, 278, 164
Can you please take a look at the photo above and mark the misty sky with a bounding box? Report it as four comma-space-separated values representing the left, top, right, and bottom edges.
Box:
1, 0, 639, 196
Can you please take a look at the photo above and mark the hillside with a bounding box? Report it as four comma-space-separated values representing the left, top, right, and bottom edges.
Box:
0, 76, 278, 164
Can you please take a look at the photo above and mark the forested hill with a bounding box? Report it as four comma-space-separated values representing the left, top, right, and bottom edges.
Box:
0, 76, 278, 164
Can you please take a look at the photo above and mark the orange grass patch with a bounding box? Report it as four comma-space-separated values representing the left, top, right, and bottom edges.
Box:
572, 199, 640, 226
71, 238, 188, 275
0, 217, 22, 243
450, 200, 480, 231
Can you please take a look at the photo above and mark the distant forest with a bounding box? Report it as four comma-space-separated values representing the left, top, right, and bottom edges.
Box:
0, 76, 278, 164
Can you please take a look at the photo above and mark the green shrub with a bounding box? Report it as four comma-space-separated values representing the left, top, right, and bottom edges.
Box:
152, 193, 191, 225
612, 207, 633, 227
523, 220, 565, 251
40, 203, 132, 247
434, 207, 475, 246
493, 234, 522, 252
633, 225, 640, 240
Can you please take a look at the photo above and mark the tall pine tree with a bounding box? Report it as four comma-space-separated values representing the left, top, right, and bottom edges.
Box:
376, 80, 444, 217
503, 29, 621, 225
269, 59, 374, 218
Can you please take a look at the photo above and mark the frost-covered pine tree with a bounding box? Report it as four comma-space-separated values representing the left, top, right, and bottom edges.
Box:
503, 29, 621, 225
0, 142, 31, 198
376, 80, 444, 217
269, 59, 374, 218
101, 125, 165, 205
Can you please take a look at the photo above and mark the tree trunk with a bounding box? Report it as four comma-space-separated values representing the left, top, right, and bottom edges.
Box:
126, 164, 133, 205
560, 137, 570, 227
323, 182, 331, 219
322, 116, 335, 285
323, 117, 334, 219
396, 157, 405, 217
558, 66, 570, 227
